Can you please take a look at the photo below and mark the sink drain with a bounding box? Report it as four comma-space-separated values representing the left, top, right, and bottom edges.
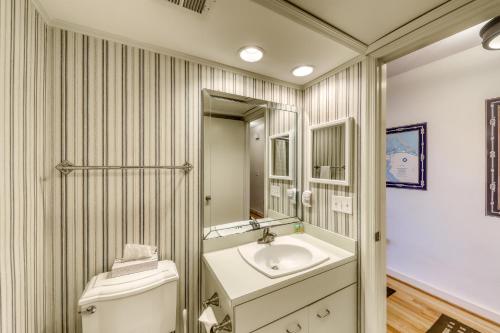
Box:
271, 265, 279, 270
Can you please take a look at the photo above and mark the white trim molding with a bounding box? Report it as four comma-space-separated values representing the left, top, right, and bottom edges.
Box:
367, 0, 500, 61
388, 268, 500, 324
360, 56, 386, 333
250, 0, 367, 54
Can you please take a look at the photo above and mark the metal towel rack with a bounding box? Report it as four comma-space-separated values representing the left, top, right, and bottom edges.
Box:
55, 160, 194, 175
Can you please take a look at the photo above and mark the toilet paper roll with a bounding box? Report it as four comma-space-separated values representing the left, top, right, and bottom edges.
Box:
199, 306, 217, 332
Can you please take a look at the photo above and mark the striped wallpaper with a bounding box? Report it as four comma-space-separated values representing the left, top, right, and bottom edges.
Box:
268, 108, 298, 218
0, 0, 50, 332
303, 62, 364, 239
1, 0, 363, 332
47, 29, 301, 333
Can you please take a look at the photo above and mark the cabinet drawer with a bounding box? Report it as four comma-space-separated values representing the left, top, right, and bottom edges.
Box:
253, 308, 308, 333
308, 284, 357, 333
235, 261, 356, 332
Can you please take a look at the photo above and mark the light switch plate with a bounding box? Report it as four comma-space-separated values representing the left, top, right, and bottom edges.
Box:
331, 195, 353, 214
270, 185, 281, 197
331, 195, 342, 212
341, 196, 353, 214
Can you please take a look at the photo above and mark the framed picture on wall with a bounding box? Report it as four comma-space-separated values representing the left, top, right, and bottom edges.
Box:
386, 123, 427, 190
486, 97, 500, 217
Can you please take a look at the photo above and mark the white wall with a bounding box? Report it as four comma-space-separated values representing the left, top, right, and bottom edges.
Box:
387, 45, 500, 322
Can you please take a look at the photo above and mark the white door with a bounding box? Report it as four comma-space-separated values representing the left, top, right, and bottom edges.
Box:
204, 116, 247, 227
249, 118, 265, 216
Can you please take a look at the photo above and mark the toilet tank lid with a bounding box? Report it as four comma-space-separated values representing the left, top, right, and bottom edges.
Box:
79, 260, 178, 306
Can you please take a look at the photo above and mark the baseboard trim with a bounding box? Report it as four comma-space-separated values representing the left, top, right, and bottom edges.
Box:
387, 268, 500, 325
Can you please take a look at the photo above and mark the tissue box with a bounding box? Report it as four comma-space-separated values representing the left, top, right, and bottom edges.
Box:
111, 254, 159, 278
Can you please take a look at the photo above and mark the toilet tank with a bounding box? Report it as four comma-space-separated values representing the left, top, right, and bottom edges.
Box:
79, 260, 178, 333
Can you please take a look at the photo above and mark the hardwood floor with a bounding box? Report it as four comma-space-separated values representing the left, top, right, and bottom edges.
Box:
387, 276, 500, 333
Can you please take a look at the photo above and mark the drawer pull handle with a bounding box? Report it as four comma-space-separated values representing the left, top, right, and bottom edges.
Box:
286, 323, 302, 333
316, 309, 331, 319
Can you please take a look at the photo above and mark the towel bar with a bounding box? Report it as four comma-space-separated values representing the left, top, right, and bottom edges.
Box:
202, 292, 220, 309
211, 315, 232, 333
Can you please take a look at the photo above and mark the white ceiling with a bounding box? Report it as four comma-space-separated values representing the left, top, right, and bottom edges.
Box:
287, 0, 450, 44
387, 22, 484, 77
37, 0, 359, 85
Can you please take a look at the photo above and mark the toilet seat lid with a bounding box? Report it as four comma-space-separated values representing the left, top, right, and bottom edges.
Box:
79, 260, 178, 306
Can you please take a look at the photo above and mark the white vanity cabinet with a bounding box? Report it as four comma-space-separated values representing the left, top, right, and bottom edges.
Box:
202, 230, 358, 333
253, 284, 356, 333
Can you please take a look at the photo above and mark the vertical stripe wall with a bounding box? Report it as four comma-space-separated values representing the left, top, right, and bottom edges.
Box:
303, 62, 364, 239
47, 29, 301, 333
0, 0, 364, 332
0, 0, 50, 332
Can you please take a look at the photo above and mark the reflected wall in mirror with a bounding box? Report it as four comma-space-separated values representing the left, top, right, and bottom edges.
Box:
309, 118, 352, 186
202, 90, 299, 239
269, 132, 293, 180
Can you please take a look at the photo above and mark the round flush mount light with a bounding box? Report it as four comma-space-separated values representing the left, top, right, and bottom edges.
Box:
480, 16, 500, 50
292, 65, 314, 77
239, 46, 264, 62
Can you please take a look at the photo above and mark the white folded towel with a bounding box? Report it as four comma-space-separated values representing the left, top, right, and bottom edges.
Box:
199, 306, 218, 333
122, 244, 157, 262
319, 165, 330, 179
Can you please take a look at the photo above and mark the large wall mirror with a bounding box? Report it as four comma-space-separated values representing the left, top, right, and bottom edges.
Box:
202, 89, 299, 239
309, 118, 352, 186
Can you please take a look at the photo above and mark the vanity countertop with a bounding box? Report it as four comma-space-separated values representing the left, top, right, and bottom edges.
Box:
203, 232, 356, 306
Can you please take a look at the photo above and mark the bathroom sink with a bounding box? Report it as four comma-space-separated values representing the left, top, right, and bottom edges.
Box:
237, 235, 329, 278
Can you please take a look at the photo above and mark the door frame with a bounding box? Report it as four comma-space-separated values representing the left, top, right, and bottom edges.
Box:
361, 1, 500, 332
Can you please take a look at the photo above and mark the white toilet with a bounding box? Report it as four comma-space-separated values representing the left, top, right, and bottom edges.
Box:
79, 260, 179, 333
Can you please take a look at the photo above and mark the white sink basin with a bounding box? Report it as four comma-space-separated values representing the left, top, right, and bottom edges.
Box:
237, 235, 329, 278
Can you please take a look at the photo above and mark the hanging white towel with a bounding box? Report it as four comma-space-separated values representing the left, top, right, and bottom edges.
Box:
199, 306, 218, 332
319, 166, 330, 179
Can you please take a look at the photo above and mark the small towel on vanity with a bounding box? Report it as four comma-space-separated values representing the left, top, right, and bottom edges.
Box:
199, 306, 218, 333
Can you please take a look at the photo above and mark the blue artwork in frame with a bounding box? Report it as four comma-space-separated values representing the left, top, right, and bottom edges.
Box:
386, 123, 427, 190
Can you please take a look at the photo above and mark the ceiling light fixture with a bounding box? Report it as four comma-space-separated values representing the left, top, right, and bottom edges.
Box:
292, 65, 314, 77
480, 16, 500, 50
239, 46, 264, 63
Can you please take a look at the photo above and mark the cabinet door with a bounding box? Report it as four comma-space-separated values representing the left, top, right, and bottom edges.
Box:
253, 308, 308, 333
308, 284, 357, 333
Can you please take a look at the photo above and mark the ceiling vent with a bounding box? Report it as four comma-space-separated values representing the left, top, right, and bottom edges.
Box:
166, 0, 215, 14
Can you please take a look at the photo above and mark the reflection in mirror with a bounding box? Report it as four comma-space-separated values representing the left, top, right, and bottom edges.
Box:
310, 118, 352, 186
202, 90, 298, 239
269, 133, 292, 179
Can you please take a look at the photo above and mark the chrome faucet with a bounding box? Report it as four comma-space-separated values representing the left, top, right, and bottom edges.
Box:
250, 217, 261, 230
257, 227, 276, 244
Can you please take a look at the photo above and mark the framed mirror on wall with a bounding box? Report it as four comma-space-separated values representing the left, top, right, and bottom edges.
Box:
202, 89, 300, 239
309, 117, 353, 186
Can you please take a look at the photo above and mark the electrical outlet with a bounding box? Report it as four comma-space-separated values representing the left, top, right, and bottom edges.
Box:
331, 195, 353, 214
270, 185, 281, 197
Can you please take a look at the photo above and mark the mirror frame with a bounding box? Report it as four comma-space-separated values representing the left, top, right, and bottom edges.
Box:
309, 117, 353, 186
268, 131, 294, 181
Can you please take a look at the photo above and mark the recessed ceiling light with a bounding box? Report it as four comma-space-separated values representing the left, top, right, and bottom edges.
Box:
480, 17, 500, 50
292, 65, 314, 77
239, 46, 264, 63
